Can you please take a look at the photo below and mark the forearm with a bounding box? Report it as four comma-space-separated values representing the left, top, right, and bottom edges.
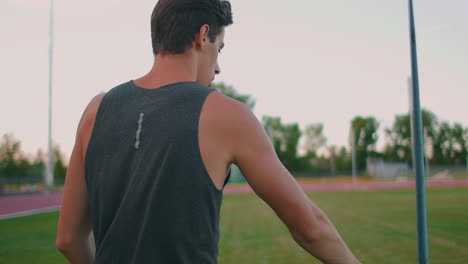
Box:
293, 206, 359, 264
294, 226, 358, 263
58, 233, 95, 264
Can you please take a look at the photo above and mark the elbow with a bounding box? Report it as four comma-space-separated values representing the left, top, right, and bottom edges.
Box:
291, 210, 328, 244
56, 234, 72, 253
291, 226, 322, 244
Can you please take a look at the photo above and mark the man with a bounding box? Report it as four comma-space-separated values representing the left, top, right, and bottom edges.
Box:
56, 0, 360, 263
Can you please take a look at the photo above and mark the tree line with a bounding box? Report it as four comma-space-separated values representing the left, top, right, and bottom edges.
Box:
1, 82, 466, 180
214, 82, 468, 173
0, 134, 67, 179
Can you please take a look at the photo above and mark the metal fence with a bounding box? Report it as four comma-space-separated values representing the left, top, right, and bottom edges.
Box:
0, 175, 65, 196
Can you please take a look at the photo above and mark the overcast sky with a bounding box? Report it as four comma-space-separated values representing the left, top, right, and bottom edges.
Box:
1, 0, 467, 161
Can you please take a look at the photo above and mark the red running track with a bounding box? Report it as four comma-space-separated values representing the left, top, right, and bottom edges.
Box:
1, 180, 467, 220
0, 192, 63, 220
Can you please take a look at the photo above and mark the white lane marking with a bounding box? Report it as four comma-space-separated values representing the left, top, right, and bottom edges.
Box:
0, 206, 61, 220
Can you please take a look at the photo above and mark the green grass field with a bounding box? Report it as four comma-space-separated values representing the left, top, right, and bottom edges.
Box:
1, 187, 467, 263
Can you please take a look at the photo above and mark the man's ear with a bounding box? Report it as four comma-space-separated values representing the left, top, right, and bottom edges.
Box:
195, 24, 210, 49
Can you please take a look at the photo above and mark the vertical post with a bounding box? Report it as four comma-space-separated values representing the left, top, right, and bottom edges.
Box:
408, 0, 430, 263
424, 128, 430, 178
351, 128, 357, 183
46, 0, 55, 190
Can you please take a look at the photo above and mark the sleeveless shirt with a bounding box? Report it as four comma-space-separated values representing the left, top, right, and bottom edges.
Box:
85, 80, 231, 263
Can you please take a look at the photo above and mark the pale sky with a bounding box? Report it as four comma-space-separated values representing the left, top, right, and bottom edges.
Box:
1, 0, 467, 162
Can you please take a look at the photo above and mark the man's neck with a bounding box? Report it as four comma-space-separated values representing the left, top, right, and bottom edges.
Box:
135, 53, 198, 89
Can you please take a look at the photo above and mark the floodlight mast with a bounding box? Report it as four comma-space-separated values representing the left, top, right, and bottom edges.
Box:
46, 0, 55, 190
350, 128, 357, 183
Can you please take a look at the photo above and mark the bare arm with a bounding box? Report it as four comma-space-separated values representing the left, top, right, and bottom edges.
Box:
56, 94, 104, 263
222, 97, 359, 264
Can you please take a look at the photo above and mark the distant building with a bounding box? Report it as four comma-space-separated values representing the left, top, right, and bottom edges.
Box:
367, 157, 411, 178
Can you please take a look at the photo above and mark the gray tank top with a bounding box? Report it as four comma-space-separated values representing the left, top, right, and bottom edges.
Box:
85, 80, 230, 263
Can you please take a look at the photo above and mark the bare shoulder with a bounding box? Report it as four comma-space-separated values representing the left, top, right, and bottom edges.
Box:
198, 90, 263, 173
77, 93, 106, 159
205, 90, 259, 132
204, 90, 273, 165
82, 93, 106, 121
205, 90, 250, 115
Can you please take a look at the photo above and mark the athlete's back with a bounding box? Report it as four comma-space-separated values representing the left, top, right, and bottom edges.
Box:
86, 81, 229, 263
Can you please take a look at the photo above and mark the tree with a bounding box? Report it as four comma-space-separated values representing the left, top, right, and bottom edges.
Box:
0, 134, 69, 182
211, 82, 256, 110
351, 116, 379, 148
30, 149, 46, 178
302, 123, 327, 157
328, 145, 337, 175
383, 114, 411, 163
451, 123, 468, 165
432, 121, 468, 165
335, 146, 351, 172
54, 145, 67, 179
382, 109, 468, 166
281, 122, 302, 171
261, 116, 303, 172
384, 109, 436, 164
0, 134, 23, 177
350, 116, 379, 170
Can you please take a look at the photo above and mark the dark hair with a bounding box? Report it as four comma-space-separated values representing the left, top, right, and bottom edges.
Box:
151, 0, 233, 55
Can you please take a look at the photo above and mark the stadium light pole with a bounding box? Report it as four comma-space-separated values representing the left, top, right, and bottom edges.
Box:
407, 0, 430, 263
46, 0, 55, 190
350, 127, 357, 183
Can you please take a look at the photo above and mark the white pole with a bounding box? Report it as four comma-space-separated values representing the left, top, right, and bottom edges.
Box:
351, 128, 357, 183
424, 128, 430, 178
46, 0, 55, 190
